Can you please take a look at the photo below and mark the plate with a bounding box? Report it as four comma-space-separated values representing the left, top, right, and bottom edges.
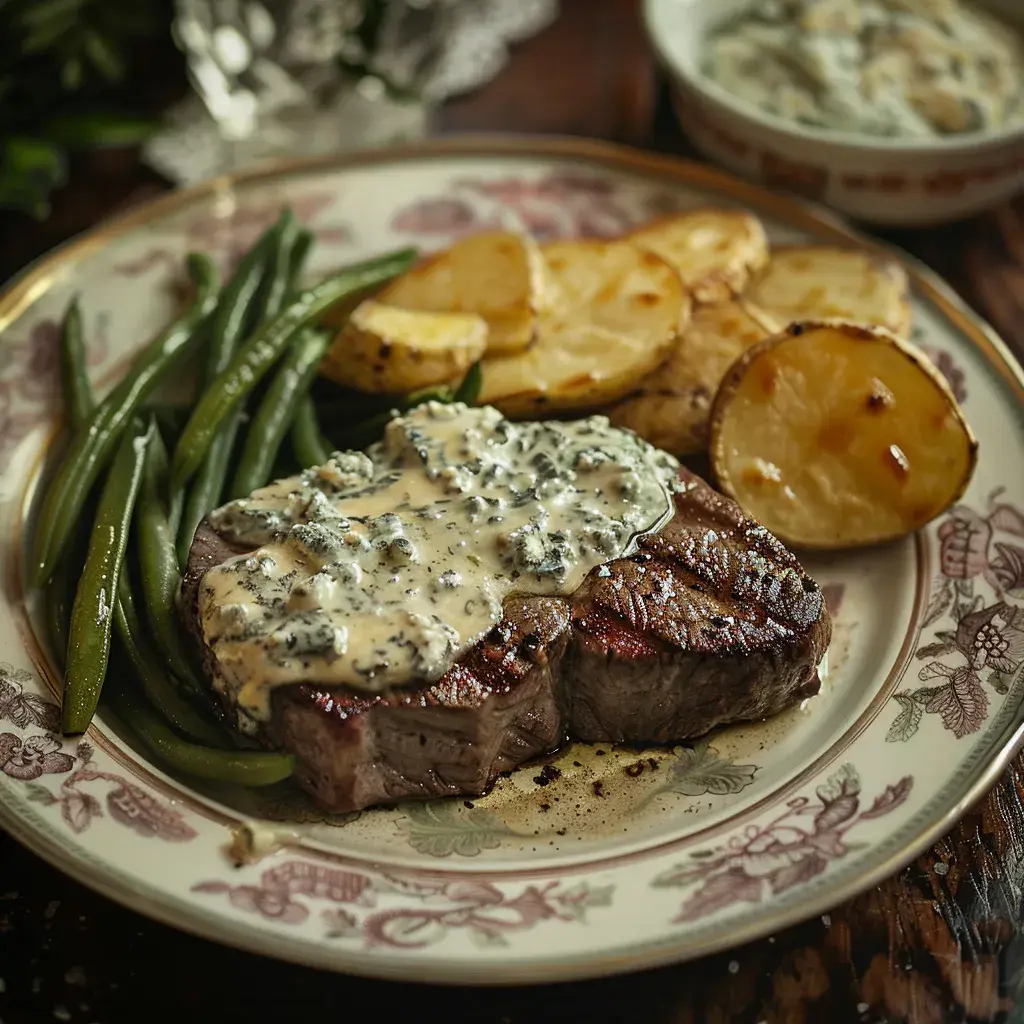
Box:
1, 138, 1022, 985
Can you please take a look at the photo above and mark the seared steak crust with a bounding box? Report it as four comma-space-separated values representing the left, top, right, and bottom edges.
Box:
567, 475, 828, 742
181, 470, 830, 812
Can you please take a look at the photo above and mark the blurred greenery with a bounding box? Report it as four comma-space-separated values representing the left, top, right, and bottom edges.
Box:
0, 0, 172, 218
0, 0, 420, 219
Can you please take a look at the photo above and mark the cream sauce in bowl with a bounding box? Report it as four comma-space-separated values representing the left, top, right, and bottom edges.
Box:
704, 0, 1024, 139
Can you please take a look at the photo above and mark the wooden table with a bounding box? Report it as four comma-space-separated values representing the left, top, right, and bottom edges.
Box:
3, 3, 1024, 1021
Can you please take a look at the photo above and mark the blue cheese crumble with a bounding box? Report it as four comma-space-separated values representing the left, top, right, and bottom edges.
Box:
198, 402, 680, 724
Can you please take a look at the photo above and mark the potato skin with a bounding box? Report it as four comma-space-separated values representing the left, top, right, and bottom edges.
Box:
708, 319, 978, 550
609, 298, 773, 455
377, 232, 549, 356
321, 300, 488, 395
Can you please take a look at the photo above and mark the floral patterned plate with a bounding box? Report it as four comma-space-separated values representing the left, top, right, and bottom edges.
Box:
1, 138, 1023, 985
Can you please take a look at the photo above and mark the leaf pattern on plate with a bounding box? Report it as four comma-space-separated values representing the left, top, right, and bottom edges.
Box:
640, 743, 758, 807
0, 663, 59, 732
653, 766, 913, 922
400, 801, 515, 858
886, 693, 925, 743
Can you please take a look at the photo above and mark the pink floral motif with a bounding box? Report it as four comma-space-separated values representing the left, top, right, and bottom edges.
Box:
917, 344, 967, 404
936, 489, 1024, 596
391, 198, 479, 236
115, 192, 352, 278
2, 314, 109, 402
1, 664, 198, 841
260, 860, 373, 903
104, 778, 199, 841
889, 492, 1024, 740
193, 860, 613, 950
0, 383, 45, 470
0, 308, 112, 474
390, 172, 639, 242
193, 883, 310, 924
653, 766, 912, 922
111, 249, 183, 279
20, 737, 198, 840
0, 732, 74, 779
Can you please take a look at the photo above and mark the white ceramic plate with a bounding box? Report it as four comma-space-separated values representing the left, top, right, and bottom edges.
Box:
1, 138, 1022, 985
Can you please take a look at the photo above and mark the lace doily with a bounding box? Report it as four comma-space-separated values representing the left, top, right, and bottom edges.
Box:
144, 0, 559, 185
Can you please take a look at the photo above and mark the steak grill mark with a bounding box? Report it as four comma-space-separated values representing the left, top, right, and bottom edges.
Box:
182, 469, 831, 813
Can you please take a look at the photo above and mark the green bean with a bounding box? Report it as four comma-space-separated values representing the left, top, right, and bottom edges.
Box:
176, 413, 237, 566
229, 329, 332, 497
62, 418, 152, 735
45, 560, 75, 672
105, 675, 295, 786
290, 396, 332, 468
147, 407, 188, 534
176, 218, 292, 569
58, 296, 92, 429
205, 215, 291, 386
137, 419, 205, 692
453, 360, 483, 405
170, 247, 417, 492
33, 253, 219, 587
45, 297, 96, 664
114, 572, 225, 746
252, 211, 299, 328
287, 227, 315, 297
221, 215, 304, 448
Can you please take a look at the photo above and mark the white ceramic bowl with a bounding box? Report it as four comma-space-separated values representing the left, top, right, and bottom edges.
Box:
643, 0, 1024, 227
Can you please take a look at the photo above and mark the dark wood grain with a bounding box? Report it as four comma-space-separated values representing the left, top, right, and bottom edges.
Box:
2, 2, 1024, 1022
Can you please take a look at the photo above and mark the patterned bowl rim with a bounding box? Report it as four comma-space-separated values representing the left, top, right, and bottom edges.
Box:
1, 135, 1023, 984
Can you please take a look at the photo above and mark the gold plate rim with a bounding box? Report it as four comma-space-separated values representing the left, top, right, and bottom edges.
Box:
1, 134, 1023, 985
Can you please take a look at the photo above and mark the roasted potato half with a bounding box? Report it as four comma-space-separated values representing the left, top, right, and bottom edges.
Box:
610, 298, 775, 455
478, 240, 689, 417
377, 231, 549, 355
627, 208, 770, 303
748, 246, 912, 337
709, 321, 977, 550
321, 300, 487, 394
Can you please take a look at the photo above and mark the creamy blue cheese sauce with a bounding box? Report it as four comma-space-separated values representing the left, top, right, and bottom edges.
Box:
705, 0, 1024, 138
198, 402, 680, 726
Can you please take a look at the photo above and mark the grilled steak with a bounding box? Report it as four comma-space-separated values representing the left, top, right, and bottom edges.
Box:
567, 474, 827, 743
182, 469, 830, 813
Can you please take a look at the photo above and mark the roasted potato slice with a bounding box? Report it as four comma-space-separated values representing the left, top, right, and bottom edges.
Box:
748, 246, 912, 336
610, 298, 775, 455
627, 208, 770, 303
709, 321, 977, 550
320, 300, 487, 394
377, 231, 549, 355
479, 240, 689, 417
